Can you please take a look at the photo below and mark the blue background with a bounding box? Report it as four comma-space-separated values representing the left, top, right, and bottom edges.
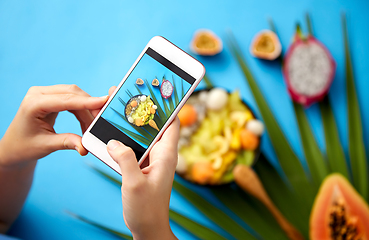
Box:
1, 0, 368, 239
101, 52, 191, 148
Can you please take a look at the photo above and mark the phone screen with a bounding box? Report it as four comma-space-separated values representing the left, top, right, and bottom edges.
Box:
90, 47, 195, 160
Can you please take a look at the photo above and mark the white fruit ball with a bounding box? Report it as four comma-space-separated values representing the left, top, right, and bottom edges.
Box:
152, 105, 157, 110
198, 91, 208, 103
246, 119, 265, 136
206, 88, 228, 110
176, 154, 187, 174
141, 95, 147, 102
128, 117, 134, 123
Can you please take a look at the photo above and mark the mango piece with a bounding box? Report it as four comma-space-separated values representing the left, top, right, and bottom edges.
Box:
230, 128, 242, 150
210, 151, 237, 184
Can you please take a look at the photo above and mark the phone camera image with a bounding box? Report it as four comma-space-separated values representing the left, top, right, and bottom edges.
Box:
90, 47, 196, 160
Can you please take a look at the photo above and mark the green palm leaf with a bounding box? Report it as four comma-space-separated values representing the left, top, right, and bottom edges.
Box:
342, 13, 368, 199
305, 12, 350, 181
172, 75, 179, 106
126, 89, 133, 98
168, 96, 175, 113
293, 103, 329, 187
254, 154, 309, 237
118, 97, 126, 107
181, 78, 185, 98
67, 211, 132, 240
227, 32, 315, 208
169, 210, 227, 240
172, 180, 258, 240
270, 17, 328, 187
203, 74, 214, 89
211, 186, 289, 240
144, 78, 166, 119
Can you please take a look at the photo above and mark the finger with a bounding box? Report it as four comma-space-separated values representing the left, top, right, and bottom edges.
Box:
69, 109, 94, 133
28, 84, 91, 97
107, 140, 143, 183
158, 117, 180, 147
32, 94, 109, 117
47, 133, 88, 156
109, 86, 117, 96
90, 86, 116, 117
149, 117, 180, 171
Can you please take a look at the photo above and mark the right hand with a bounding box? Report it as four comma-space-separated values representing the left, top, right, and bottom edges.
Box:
107, 117, 180, 240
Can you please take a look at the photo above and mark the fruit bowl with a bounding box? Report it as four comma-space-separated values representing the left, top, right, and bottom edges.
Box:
176, 88, 263, 186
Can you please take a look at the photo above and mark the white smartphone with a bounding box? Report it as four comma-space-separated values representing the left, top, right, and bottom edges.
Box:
82, 36, 205, 174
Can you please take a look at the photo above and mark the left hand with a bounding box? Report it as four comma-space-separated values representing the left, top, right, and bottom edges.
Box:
0, 84, 115, 168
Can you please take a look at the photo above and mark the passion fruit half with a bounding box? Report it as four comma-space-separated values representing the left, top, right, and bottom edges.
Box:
190, 29, 223, 56
250, 30, 281, 60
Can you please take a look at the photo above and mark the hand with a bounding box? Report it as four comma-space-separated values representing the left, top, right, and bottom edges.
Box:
107, 117, 180, 240
0, 84, 115, 168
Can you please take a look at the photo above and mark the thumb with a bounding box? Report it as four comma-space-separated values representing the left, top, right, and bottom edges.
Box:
48, 133, 88, 156
107, 140, 143, 183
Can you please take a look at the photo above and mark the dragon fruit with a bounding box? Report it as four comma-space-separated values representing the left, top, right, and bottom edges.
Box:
283, 27, 336, 106
160, 79, 173, 99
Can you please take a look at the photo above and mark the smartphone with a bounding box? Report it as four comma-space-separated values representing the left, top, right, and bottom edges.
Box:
82, 36, 205, 174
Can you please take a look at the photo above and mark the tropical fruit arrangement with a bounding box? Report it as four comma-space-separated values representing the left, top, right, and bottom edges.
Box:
176, 88, 264, 185
72, 13, 369, 240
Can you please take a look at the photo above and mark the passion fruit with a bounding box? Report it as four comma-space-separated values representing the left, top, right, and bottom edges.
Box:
250, 30, 281, 60
190, 29, 223, 56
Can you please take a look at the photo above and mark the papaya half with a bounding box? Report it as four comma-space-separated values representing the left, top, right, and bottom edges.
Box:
310, 174, 369, 240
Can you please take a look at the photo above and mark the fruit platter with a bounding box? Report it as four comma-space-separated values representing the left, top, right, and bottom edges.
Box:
176, 87, 265, 185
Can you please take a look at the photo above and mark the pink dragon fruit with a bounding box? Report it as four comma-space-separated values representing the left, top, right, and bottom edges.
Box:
160, 79, 173, 99
283, 28, 336, 106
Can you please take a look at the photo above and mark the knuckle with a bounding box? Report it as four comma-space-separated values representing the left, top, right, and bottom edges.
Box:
126, 178, 144, 193
27, 86, 39, 95
115, 146, 135, 159
21, 95, 37, 112
68, 84, 81, 92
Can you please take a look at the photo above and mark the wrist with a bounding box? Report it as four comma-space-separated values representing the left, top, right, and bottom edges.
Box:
0, 139, 36, 170
132, 225, 176, 240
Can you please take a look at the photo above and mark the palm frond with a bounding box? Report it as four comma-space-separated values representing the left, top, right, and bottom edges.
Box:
144, 78, 166, 119
172, 75, 179, 106
293, 98, 329, 188
67, 211, 132, 240
254, 154, 309, 237
227, 32, 315, 208
270, 17, 328, 187
169, 210, 227, 240
319, 97, 350, 179
342, 13, 368, 199
172, 180, 258, 240
126, 89, 133, 98
211, 185, 289, 240
181, 78, 185, 98
203, 75, 214, 89
118, 97, 126, 107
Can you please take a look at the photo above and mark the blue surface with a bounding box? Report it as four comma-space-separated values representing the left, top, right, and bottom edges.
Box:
1, 0, 368, 239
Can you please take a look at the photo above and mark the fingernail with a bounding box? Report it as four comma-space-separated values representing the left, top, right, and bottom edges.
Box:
75, 146, 80, 154
107, 140, 120, 150
100, 95, 109, 100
